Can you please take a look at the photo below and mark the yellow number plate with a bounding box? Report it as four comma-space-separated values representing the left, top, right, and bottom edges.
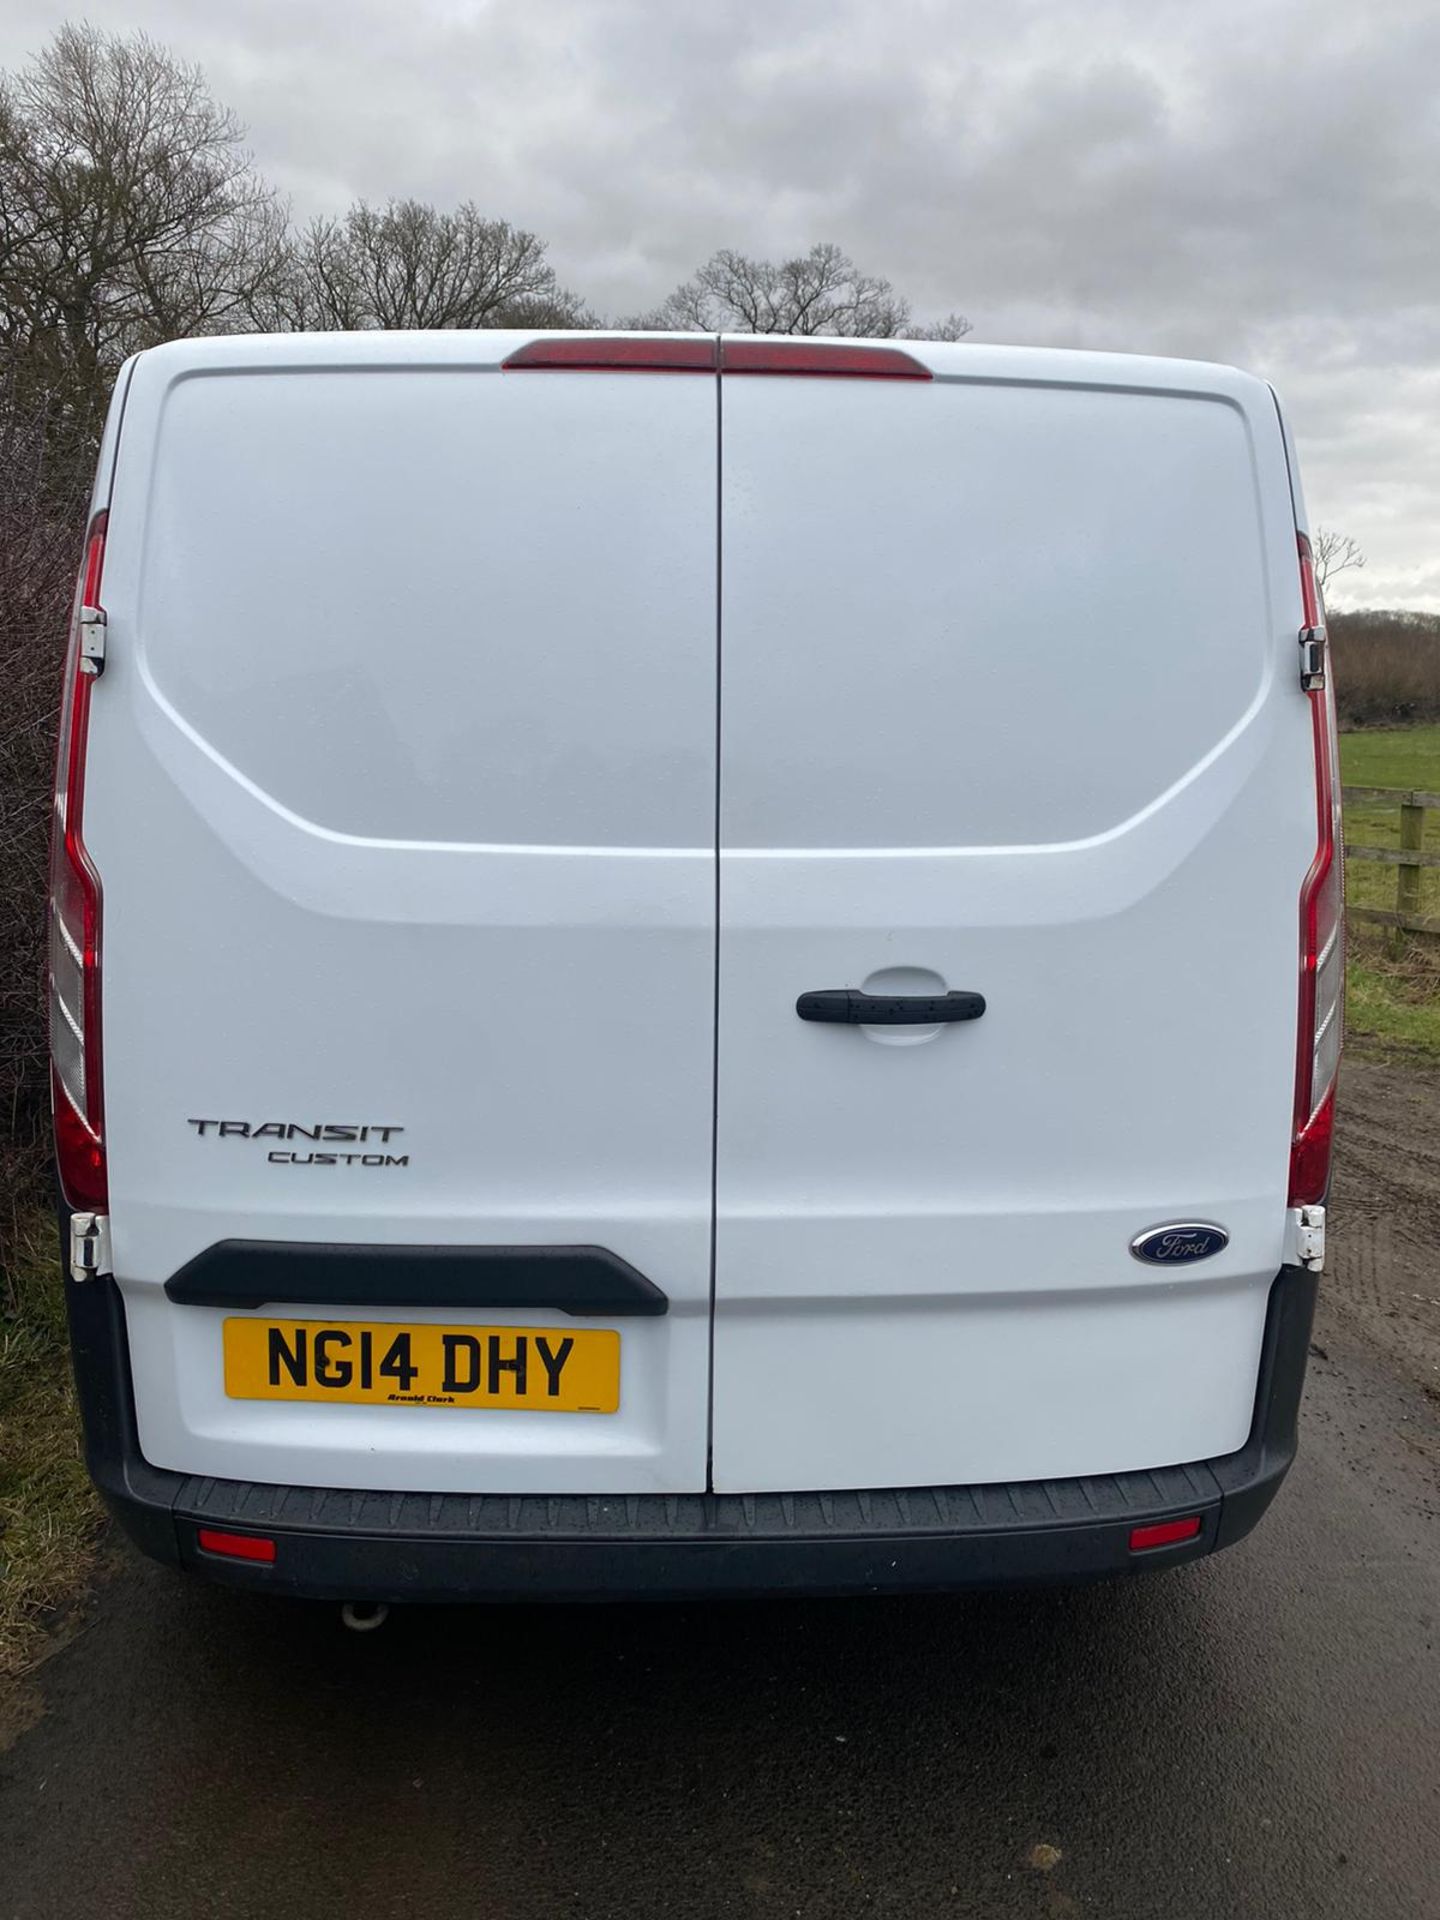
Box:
223, 1318, 619, 1413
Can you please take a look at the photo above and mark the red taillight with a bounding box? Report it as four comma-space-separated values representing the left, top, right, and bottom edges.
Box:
720, 339, 931, 379
197, 1529, 277, 1564
1129, 1516, 1203, 1552
1290, 533, 1343, 1207
50, 511, 108, 1211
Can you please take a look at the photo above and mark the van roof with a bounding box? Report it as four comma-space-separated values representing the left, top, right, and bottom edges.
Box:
128, 330, 1276, 411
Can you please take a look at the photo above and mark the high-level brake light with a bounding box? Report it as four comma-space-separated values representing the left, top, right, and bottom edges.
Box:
500, 337, 933, 379
501, 337, 717, 373
720, 339, 931, 379
1290, 531, 1343, 1207
50, 511, 109, 1211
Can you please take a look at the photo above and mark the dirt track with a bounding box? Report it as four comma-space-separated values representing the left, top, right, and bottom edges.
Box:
1327, 1057, 1440, 1396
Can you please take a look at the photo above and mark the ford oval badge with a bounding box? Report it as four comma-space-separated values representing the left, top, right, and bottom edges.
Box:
1129, 1222, 1229, 1265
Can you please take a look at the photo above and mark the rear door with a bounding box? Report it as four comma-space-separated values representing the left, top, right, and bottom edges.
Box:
89, 333, 718, 1494
712, 344, 1315, 1493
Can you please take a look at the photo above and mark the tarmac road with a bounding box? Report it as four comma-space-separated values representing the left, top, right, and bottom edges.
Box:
2, 1067, 1437, 1919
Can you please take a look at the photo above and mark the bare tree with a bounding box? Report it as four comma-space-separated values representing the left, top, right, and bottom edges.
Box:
257, 198, 592, 332
1312, 526, 1367, 595
0, 22, 293, 1217
0, 25, 284, 402
0, 369, 97, 1219
0, 29, 600, 1222
634, 243, 970, 341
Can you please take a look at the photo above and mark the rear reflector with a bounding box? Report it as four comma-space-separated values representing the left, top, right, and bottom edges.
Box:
502, 337, 934, 379
50, 511, 109, 1211
1129, 1516, 1203, 1552
197, 1529, 277, 1564
720, 339, 932, 379
502, 337, 716, 372
1290, 532, 1344, 1207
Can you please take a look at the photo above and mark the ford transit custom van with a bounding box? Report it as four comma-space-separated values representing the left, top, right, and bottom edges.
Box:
52, 332, 1340, 1598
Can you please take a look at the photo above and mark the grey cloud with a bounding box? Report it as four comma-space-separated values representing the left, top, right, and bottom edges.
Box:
0, 0, 1435, 602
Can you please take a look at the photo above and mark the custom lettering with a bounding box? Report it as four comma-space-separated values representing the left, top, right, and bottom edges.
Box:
263, 1149, 410, 1167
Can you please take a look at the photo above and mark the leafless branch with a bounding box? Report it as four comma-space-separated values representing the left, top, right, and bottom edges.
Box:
1312, 526, 1367, 593
632, 244, 970, 341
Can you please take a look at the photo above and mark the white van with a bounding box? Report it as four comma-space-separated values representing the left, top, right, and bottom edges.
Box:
53, 331, 1340, 1599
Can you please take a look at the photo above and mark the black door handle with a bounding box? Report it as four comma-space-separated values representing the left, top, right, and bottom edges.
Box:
796, 989, 987, 1026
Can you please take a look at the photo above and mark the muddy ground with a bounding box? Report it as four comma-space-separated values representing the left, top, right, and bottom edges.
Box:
1326, 1056, 1440, 1397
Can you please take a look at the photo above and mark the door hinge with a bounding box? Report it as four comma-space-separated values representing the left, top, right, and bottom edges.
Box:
68, 1211, 113, 1282
78, 605, 107, 676
1293, 1203, 1325, 1273
1299, 624, 1326, 692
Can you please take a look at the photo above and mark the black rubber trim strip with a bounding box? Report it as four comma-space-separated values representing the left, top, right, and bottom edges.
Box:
163, 1241, 669, 1316
1211, 1256, 1317, 1546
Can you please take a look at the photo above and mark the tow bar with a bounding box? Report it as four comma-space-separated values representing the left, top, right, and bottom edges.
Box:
340, 1601, 390, 1633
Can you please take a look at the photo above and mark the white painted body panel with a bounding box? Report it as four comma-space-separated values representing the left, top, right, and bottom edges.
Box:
89, 335, 717, 1492
710, 350, 1313, 1491
84, 332, 1314, 1498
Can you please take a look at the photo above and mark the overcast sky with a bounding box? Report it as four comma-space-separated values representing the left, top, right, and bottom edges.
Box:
3, 0, 1436, 607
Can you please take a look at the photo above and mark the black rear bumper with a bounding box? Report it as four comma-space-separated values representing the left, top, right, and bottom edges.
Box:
65, 1264, 1317, 1602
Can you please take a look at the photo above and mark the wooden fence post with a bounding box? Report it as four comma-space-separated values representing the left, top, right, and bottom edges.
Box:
1339, 784, 1440, 944
1394, 797, 1424, 956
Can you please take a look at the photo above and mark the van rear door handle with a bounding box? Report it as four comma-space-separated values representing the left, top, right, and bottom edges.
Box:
795, 989, 987, 1025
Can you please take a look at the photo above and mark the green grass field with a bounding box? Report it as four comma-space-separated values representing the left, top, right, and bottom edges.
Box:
1341, 725, 1440, 791
1340, 726, 1440, 1060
